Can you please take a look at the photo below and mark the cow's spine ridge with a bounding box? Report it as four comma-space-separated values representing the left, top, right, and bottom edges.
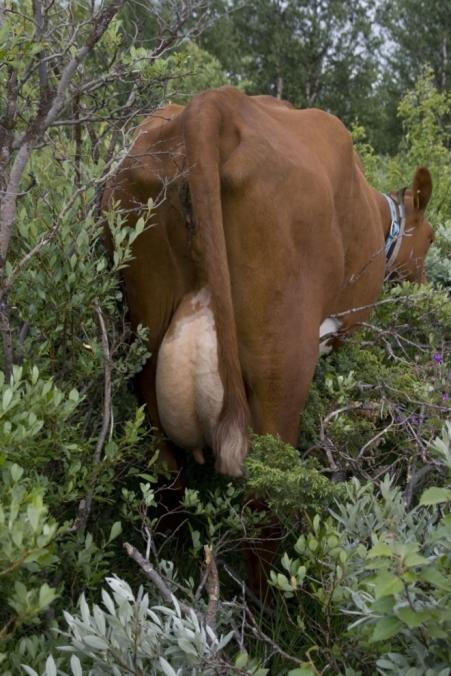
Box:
182, 91, 249, 476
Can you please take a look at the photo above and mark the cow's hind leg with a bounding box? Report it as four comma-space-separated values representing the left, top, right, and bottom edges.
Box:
242, 317, 321, 597
244, 319, 320, 446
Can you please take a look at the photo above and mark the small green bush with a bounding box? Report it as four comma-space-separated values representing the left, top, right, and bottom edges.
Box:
270, 424, 451, 673
0, 463, 59, 671
245, 434, 345, 518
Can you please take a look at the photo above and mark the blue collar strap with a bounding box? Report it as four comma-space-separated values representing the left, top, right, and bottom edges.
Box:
383, 192, 406, 268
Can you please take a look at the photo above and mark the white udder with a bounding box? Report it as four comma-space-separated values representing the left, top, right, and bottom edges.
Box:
156, 288, 224, 459
319, 317, 341, 356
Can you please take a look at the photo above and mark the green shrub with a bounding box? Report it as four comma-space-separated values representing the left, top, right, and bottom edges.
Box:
270, 424, 451, 673
0, 463, 60, 671
245, 434, 345, 518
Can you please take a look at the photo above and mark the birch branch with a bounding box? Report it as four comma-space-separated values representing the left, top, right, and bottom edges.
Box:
42, 0, 126, 130
0, 0, 125, 268
124, 542, 197, 619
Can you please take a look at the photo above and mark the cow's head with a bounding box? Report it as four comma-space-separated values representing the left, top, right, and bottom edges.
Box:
389, 166, 434, 283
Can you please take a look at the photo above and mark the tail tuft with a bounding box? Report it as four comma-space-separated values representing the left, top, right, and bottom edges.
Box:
214, 418, 248, 476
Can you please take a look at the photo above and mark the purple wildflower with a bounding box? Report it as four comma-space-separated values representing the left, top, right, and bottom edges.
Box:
433, 352, 443, 363
409, 415, 421, 425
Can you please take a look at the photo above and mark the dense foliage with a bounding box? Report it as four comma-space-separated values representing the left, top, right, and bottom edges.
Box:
0, 1, 450, 674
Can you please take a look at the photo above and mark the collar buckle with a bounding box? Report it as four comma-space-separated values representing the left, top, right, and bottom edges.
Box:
383, 192, 406, 268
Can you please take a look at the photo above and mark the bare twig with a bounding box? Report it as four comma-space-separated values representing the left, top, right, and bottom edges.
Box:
357, 418, 395, 459
32, 0, 49, 108
204, 544, 219, 631
93, 300, 113, 456
223, 563, 273, 618
244, 604, 305, 667
72, 301, 112, 532
73, 92, 82, 190
330, 292, 430, 320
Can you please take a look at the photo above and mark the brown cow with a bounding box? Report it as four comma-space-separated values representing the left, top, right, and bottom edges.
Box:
102, 86, 433, 477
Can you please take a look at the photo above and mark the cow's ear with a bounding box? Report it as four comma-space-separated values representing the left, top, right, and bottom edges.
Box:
412, 166, 432, 212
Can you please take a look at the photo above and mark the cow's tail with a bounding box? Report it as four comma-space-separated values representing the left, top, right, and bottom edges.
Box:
182, 93, 250, 476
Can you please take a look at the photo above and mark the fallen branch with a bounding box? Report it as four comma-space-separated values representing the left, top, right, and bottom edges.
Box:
123, 542, 195, 618
124, 540, 222, 631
